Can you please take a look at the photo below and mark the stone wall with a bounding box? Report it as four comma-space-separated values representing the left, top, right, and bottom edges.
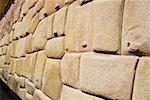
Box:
0, 0, 150, 100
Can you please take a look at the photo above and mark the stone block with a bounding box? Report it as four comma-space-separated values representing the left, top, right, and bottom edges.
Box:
132, 57, 150, 100
122, 0, 150, 56
61, 53, 81, 88
93, 0, 124, 53
29, 0, 38, 8
13, 5, 21, 23
65, 1, 93, 52
33, 51, 47, 89
0, 47, 3, 55
5, 44, 11, 64
2, 45, 7, 55
15, 58, 23, 76
60, 85, 104, 100
79, 53, 138, 100
42, 59, 62, 100
45, 37, 65, 58
25, 34, 33, 53
25, 92, 33, 100
17, 76, 26, 88
34, 0, 45, 12
11, 41, 17, 57
0, 55, 5, 68
53, 6, 68, 37
33, 89, 52, 100
25, 79, 35, 95
20, 0, 30, 19
47, 14, 54, 40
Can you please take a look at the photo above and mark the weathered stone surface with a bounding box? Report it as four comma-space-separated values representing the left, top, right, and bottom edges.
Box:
34, 0, 45, 12
7, 75, 18, 92
79, 53, 138, 100
9, 58, 16, 74
29, 0, 37, 8
17, 88, 28, 100
93, 0, 124, 53
53, 6, 68, 37
42, 59, 62, 100
25, 79, 35, 95
17, 76, 26, 88
47, 14, 54, 39
61, 53, 81, 88
25, 34, 33, 53
60, 85, 104, 100
65, 1, 93, 52
122, 0, 150, 56
45, 37, 65, 58
33, 51, 47, 89
5, 44, 11, 64
0, 55, 5, 68
11, 41, 17, 57
132, 57, 150, 100
15, 58, 23, 76
15, 39, 22, 58
20, 0, 30, 19
25, 92, 33, 100
0, 47, 3, 55
2, 45, 7, 55
33, 89, 52, 100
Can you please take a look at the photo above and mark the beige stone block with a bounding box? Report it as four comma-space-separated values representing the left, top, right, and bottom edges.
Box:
60, 85, 104, 100
33, 89, 52, 100
0, 47, 3, 56
79, 53, 138, 100
122, 0, 150, 56
7, 75, 18, 92
3, 34, 10, 45
61, 53, 81, 88
47, 14, 54, 40
9, 31, 14, 43
15, 58, 23, 76
65, 1, 93, 52
5, 44, 11, 64
93, 0, 123, 53
53, 6, 68, 37
25, 79, 35, 95
42, 59, 62, 100
18, 88, 28, 100
132, 57, 150, 100
2, 45, 7, 55
34, 0, 45, 12
33, 51, 47, 89
45, 37, 65, 58
29, 0, 38, 8
20, 0, 30, 19
25, 92, 33, 100
25, 34, 33, 54
14, 21, 22, 39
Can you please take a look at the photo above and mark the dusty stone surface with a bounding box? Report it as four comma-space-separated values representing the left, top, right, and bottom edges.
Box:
60, 85, 104, 100
61, 53, 81, 88
93, 0, 124, 53
79, 53, 138, 100
45, 37, 65, 58
122, 0, 150, 56
132, 57, 150, 100
42, 59, 62, 100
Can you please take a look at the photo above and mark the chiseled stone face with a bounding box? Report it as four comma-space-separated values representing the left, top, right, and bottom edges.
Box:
53, 6, 68, 37
93, 0, 124, 53
33, 89, 52, 100
79, 53, 138, 100
61, 53, 81, 88
47, 14, 54, 40
42, 59, 62, 100
132, 57, 150, 100
60, 85, 104, 100
33, 51, 47, 89
45, 37, 65, 58
122, 0, 150, 56
65, 1, 93, 52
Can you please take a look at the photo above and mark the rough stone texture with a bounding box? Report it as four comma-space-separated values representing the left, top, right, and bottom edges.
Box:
33, 51, 47, 89
42, 59, 62, 100
61, 53, 81, 88
60, 85, 104, 100
132, 57, 150, 100
25, 92, 33, 100
45, 37, 65, 58
122, 0, 150, 56
79, 53, 138, 100
15, 58, 23, 76
93, 0, 124, 53
33, 89, 52, 100
65, 1, 93, 52
25, 79, 35, 95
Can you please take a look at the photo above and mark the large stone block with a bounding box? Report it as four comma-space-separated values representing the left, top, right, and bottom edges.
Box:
45, 37, 65, 58
8, 58, 16, 74
132, 57, 150, 100
61, 53, 81, 88
122, 0, 150, 56
20, 0, 30, 19
65, 1, 93, 52
93, 0, 124, 53
33, 89, 52, 100
60, 85, 104, 100
47, 14, 54, 40
79, 53, 138, 100
53, 6, 68, 37
11, 41, 17, 57
2, 45, 7, 55
34, 0, 45, 12
42, 59, 62, 100
25, 34, 33, 53
33, 51, 47, 89
5, 44, 11, 64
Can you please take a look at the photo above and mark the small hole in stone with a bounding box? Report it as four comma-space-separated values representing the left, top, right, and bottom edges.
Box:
82, 44, 87, 48
55, 5, 60, 11
127, 42, 130, 47
66, 48, 68, 51
23, 13, 26, 16
61, 33, 65, 36
54, 32, 58, 37
44, 13, 48, 17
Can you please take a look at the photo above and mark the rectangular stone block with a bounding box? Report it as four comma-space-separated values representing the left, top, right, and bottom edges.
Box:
53, 6, 68, 37
2, 45, 7, 55
20, 0, 30, 20
11, 41, 17, 57
45, 37, 65, 58
17, 76, 26, 88
61, 53, 81, 88
47, 14, 54, 40
33, 51, 47, 89
93, 0, 124, 53
132, 57, 150, 100
65, 1, 93, 52
60, 85, 104, 100
33, 89, 52, 100
42, 59, 62, 100
79, 53, 138, 100
122, 0, 150, 56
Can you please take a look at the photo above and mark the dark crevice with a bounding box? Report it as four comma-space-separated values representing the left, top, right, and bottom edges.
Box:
94, 49, 119, 55
128, 49, 145, 57
81, 0, 93, 6
55, 5, 60, 11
